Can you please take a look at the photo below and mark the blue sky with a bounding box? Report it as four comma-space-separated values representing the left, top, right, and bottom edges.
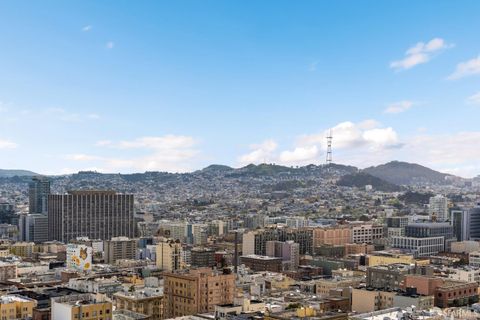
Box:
1, 1, 480, 176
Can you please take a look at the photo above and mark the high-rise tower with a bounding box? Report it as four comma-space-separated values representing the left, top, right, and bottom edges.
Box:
28, 176, 50, 214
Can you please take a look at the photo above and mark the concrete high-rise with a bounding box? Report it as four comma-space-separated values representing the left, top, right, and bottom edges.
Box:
156, 238, 184, 272
48, 191, 135, 242
28, 176, 51, 214
450, 209, 470, 241
18, 213, 48, 243
429, 195, 449, 222
104, 237, 138, 264
469, 204, 480, 240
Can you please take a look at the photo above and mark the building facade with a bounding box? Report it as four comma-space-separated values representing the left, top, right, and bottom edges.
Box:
163, 268, 235, 318
104, 237, 137, 264
156, 239, 183, 272
48, 191, 135, 242
29, 176, 51, 214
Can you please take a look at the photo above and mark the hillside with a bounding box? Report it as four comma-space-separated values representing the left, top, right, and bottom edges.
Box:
337, 172, 402, 192
0, 169, 38, 178
363, 161, 454, 186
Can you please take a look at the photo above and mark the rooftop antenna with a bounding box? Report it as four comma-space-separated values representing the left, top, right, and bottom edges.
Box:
326, 129, 333, 165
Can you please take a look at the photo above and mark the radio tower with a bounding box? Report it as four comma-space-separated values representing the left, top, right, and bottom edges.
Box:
326, 129, 333, 165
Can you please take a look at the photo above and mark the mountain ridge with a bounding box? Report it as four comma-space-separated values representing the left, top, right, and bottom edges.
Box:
0, 161, 463, 186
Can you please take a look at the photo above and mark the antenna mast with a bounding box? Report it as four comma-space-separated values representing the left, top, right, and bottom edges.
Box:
326, 129, 333, 165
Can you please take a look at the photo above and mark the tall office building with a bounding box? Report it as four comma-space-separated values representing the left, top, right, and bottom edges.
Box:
18, 213, 48, 243
156, 238, 184, 272
48, 191, 135, 242
470, 204, 480, 240
29, 176, 51, 214
0, 202, 16, 224
429, 195, 449, 222
450, 209, 470, 241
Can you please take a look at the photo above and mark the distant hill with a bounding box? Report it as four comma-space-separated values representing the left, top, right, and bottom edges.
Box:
200, 164, 234, 173
363, 161, 455, 186
230, 163, 296, 177
337, 172, 402, 192
0, 169, 38, 178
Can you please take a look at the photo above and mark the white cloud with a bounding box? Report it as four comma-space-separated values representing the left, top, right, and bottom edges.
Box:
0, 102, 8, 113
118, 135, 196, 150
448, 56, 480, 80
239, 121, 402, 167
67, 135, 200, 173
87, 113, 100, 119
44, 108, 100, 122
106, 41, 114, 49
64, 154, 101, 161
82, 25, 92, 32
384, 100, 414, 114
390, 38, 452, 71
95, 140, 112, 147
279, 146, 319, 165
401, 131, 480, 177
298, 121, 400, 151
466, 92, 480, 105
238, 140, 277, 165
0, 139, 17, 149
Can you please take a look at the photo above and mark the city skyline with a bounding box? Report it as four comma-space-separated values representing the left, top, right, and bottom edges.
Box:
1, 1, 480, 176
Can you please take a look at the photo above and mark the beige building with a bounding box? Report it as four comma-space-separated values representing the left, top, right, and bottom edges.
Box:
0, 295, 36, 320
367, 251, 429, 267
315, 277, 363, 298
0, 261, 17, 281
9, 242, 36, 257
115, 289, 164, 320
313, 227, 352, 247
104, 237, 137, 264
156, 238, 183, 272
51, 293, 112, 320
351, 288, 395, 313
163, 268, 235, 318
351, 224, 385, 244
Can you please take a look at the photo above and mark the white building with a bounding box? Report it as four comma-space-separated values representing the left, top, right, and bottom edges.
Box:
448, 267, 480, 284
391, 236, 444, 257
469, 251, 480, 267
451, 241, 480, 254
429, 195, 449, 222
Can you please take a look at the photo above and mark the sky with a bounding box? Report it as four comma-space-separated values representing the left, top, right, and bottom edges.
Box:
1, 1, 480, 177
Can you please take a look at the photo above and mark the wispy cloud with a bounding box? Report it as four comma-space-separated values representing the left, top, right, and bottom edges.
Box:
45, 108, 100, 122
390, 38, 453, 71
67, 135, 201, 173
384, 100, 415, 114
95, 140, 112, 147
0, 139, 17, 149
238, 140, 277, 165
448, 56, 480, 80
466, 91, 480, 105
82, 25, 92, 32
106, 41, 114, 49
